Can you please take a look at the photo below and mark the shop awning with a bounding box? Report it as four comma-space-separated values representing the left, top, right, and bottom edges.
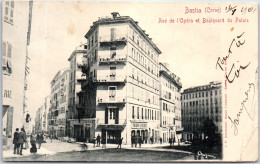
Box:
97, 124, 126, 131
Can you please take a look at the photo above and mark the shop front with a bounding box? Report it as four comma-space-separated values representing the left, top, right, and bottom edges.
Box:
69, 118, 96, 142
97, 124, 125, 144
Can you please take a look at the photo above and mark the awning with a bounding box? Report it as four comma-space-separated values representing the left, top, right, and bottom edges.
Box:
97, 124, 125, 131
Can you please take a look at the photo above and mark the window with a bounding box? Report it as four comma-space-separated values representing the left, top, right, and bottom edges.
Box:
137, 107, 139, 119
4, 1, 14, 24
95, 31, 97, 42
132, 48, 135, 58
2, 42, 12, 75
109, 86, 116, 100
110, 67, 116, 80
132, 106, 135, 119
141, 108, 143, 119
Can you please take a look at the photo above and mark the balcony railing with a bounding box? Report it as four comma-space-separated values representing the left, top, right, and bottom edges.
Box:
77, 63, 88, 68
99, 34, 127, 43
97, 96, 126, 104
76, 75, 87, 82
96, 75, 126, 83
99, 56, 127, 65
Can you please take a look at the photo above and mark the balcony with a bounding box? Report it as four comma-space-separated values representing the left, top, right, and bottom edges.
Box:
77, 63, 88, 68
97, 96, 126, 105
99, 34, 127, 47
99, 55, 127, 65
76, 75, 87, 82
96, 75, 126, 84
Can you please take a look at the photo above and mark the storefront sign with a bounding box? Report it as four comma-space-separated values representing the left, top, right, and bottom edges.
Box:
132, 123, 147, 129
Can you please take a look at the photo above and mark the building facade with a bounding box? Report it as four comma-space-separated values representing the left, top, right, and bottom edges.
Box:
48, 69, 70, 138
34, 96, 50, 134
181, 81, 222, 141
159, 63, 183, 143
67, 46, 89, 141
2, 0, 33, 148
80, 12, 161, 144
35, 106, 43, 133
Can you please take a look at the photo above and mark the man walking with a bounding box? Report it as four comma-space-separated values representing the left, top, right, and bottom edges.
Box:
36, 132, 44, 149
13, 128, 19, 154
96, 134, 101, 147
17, 128, 26, 155
117, 137, 123, 149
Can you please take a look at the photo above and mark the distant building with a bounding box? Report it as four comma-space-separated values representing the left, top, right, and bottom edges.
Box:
42, 96, 50, 133
2, 0, 33, 148
67, 46, 88, 140
159, 63, 183, 143
80, 12, 161, 144
35, 106, 43, 133
181, 81, 222, 141
48, 69, 70, 138
35, 96, 50, 134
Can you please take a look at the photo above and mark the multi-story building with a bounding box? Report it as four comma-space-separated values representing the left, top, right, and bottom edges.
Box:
2, 0, 33, 148
35, 106, 43, 133
42, 96, 50, 133
181, 81, 222, 141
80, 12, 161, 144
67, 46, 89, 141
48, 68, 70, 138
35, 96, 50, 134
159, 63, 183, 143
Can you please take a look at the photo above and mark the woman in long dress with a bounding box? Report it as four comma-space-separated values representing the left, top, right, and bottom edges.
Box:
30, 133, 37, 154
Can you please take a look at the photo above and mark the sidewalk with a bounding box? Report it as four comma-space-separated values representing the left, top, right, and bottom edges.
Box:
3, 147, 56, 159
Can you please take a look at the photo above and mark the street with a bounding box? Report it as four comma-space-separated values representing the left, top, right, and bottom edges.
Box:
3, 139, 194, 162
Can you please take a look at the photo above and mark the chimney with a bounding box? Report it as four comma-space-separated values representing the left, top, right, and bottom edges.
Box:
111, 12, 120, 19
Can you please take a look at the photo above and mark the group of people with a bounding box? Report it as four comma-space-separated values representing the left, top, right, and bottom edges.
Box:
13, 128, 44, 155
131, 136, 144, 148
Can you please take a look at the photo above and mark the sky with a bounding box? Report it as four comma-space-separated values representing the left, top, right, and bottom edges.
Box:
26, 1, 236, 119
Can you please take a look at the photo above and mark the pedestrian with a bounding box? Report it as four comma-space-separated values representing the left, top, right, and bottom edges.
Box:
50, 134, 53, 143
150, 137, 154, 144
134, 136, 137, 147
30, 133, 37, 154
22, 128, 29, 150
17, 128, 27, 155
36, 132, 43, 149
169, 138, 172, 147
160, 137, 162, 144
138, 136, 142, 148
97, 134, 101, 147
117, 137, 123, 149
13, 128, 19, 154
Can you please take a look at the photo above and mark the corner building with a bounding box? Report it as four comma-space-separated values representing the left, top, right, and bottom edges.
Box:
181, 81, 222, 141
81, 12, 161, 144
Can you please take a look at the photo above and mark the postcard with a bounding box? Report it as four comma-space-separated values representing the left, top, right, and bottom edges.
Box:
2, 1, 258, 162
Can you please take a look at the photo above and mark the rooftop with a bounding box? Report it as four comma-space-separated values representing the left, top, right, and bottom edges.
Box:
182, 81, 222, 93
85, 12, 161, 54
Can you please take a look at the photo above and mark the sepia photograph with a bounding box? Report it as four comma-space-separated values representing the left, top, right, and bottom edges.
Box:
1, 1, 258, 162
